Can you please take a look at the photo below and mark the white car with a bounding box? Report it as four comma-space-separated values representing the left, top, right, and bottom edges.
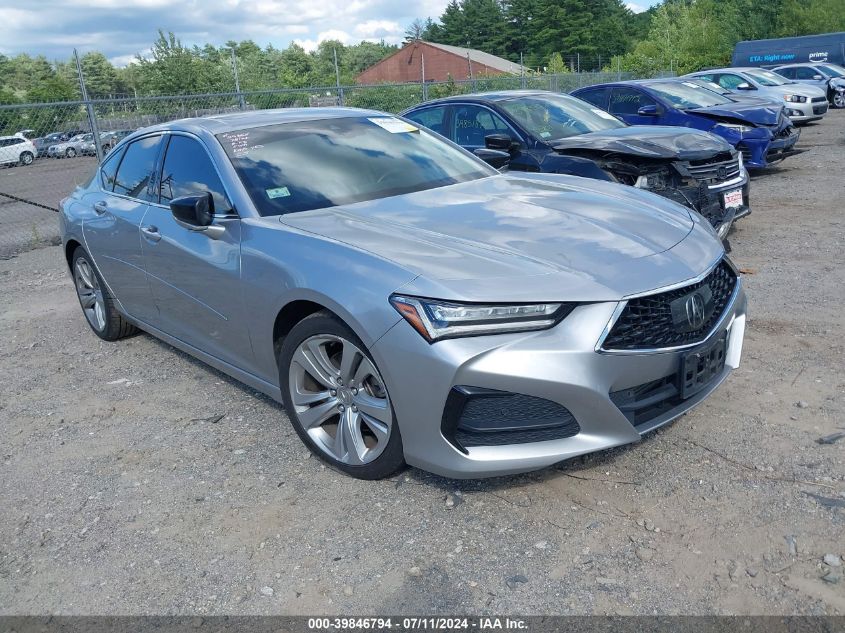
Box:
0, 135, 37, 167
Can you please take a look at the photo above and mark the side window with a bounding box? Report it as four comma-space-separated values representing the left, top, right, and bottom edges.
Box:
718, 74, 746, 90
777, 68, 795, 79
452, 105, 511, 147
576, 88, 608, 109
0, 139, 9, 148
159, 135, 232, 214
405, 107, 448, 137
608, 88, 655, 115
99, 145, 125, 190
795, 67, 817, 79
695, 73, 715, 83
113, 135, 162, 201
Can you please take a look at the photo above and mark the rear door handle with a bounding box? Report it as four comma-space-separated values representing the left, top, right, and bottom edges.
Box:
93, 201, 107, 215
141, 225, 161, 242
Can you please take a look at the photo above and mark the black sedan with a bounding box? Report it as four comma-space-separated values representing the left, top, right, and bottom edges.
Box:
402, 91, 751, 240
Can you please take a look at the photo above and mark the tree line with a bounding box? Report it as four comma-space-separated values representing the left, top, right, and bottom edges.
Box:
1, 0, 843, 106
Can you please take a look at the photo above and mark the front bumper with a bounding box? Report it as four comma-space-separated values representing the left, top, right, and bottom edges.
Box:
373, 277, 747, 478
738, 129, 800, 169
784, 99, 827, 122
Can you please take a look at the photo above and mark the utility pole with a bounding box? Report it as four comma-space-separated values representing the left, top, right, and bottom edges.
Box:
231, 47, 245, 110
466, 52, 475, 90
74, 49, 103, 162
421, 52, 427, 101
520, 52, 525, 89
333, 47, 344, 106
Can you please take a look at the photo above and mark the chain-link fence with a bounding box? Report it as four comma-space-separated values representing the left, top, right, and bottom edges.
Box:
0, 69, 663, 258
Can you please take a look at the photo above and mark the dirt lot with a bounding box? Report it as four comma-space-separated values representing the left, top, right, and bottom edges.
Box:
1, 112, 844, 616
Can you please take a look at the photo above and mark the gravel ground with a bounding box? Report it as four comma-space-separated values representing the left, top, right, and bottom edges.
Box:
1, 112, 844, 616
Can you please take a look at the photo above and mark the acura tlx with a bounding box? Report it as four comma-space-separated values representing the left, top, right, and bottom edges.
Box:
60, 108, 746, 479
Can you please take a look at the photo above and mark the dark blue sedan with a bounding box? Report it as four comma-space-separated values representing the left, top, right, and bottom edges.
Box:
572, 79, 800, 168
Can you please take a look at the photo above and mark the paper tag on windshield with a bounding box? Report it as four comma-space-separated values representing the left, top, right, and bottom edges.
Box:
266, 186, 290, 199
591, 108, 618, 121
368, 117, 418, 133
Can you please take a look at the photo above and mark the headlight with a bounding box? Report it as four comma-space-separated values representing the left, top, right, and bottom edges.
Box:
389, 295, 574, 342
715, 123, 754, 133
784, 94, 807, 103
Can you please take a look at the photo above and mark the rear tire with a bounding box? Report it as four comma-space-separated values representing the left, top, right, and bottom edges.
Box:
278, 311, 405, 480
71, 247, 137, 341
66, 148, 77, 158
19, 151, 33, 166
833, 92, 845, 109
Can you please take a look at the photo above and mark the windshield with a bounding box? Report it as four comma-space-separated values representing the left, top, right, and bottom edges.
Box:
689, 79, 731, 95
497, 93, 624, 140
817, 64, 845, 78
745, 69, 791, 86
645, 81, 733, 109
219, 116, 493, 216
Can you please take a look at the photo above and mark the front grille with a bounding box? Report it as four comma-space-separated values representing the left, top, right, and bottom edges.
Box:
602, 260, 737, 351
610, 375, 681, 427
683, 154, 741, 184
737, 145, 752, 163
813, 104, 828, 115
441, 387, 580, 450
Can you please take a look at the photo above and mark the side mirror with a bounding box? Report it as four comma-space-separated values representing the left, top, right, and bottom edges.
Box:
636, 104, 660, 116
812, 74, 824, 80
484, 133, 515, 152
736, 82, 753, 90
473, 148, 511, 170
170, 192, 214, 228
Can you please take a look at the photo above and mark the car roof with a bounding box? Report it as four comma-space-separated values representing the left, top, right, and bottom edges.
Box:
0, 135, 26, 140
403, 90, 564, 109
774, 63, 823, 68
138, 107, 392, 136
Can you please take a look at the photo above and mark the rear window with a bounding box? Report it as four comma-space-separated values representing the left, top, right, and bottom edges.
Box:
217, 116, 492, 216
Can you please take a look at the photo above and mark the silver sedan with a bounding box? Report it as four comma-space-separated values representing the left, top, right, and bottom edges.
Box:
59, 108, 747, 479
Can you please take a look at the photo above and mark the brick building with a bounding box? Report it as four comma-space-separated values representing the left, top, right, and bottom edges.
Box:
356, 41, 525, 84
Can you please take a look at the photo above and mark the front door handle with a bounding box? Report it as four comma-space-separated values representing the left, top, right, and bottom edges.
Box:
93, 201, 107, 215
141, 225, 161, 242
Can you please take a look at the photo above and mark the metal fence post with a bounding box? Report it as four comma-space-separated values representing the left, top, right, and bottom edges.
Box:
333, 48, 344, 106
421, 52, 428, 101
74, 49, 103, 162
520, 52, 526, 89
231, 48, 246, 110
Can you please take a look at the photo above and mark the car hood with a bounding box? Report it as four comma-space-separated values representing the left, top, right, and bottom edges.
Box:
551, 126, 731, 161
687, 102, 782, 126
277, 174, 722, 302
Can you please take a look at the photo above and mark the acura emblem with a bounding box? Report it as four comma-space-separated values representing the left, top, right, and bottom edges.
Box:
685, 293, 706, 330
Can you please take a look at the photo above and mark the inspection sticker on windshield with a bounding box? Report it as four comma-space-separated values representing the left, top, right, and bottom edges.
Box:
591, 108, 618, 120
266, 186, 291, 199
368, 117, 418, 133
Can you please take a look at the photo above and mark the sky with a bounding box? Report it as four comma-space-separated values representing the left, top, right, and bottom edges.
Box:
0, 0, 658, 66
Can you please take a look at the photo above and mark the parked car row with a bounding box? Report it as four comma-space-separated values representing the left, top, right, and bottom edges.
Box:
4, 128, 140, 162
57, 69, 832, 480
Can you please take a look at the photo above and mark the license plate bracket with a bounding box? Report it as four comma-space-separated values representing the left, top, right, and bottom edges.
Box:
723, 189, 743, 209
679, 333, 727, 399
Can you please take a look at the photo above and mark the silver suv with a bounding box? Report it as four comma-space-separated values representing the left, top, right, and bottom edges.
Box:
685, 67, 828, 122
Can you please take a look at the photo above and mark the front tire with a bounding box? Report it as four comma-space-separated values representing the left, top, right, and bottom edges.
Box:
66, 148, 77, 158
19, 151, 33, 166
71, 247, 137, 341
833, 91, 845, 109
278, 312, 405, 479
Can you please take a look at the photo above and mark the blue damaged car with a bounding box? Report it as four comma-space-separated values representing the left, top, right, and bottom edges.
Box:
573, 79, 801, 169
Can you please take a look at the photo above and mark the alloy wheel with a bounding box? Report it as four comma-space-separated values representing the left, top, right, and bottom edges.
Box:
834, 93, 845, 109
74, 257, 106, 332
66, 148, 76, 158
20, 152, 33, 165
288, 334, 392, 465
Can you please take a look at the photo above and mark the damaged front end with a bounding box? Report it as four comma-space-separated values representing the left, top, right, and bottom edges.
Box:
587, 151, 749, 241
